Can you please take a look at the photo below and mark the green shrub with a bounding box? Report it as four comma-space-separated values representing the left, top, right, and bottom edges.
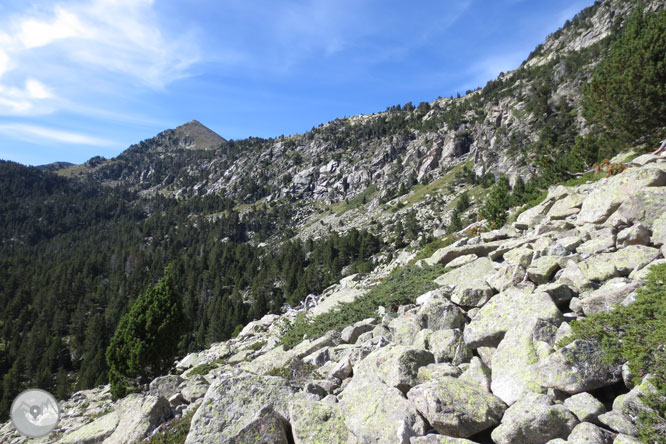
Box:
280, 264, 447, 350
187, 359, 224, 376
145, 409, 197, 444
566, 263, 666, 443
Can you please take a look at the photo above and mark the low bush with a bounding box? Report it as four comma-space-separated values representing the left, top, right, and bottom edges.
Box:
565, 263, 666, 443
280, 264, 447, 350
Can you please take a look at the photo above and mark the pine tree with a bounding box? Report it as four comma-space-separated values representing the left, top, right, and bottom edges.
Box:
106, 265, 185, 399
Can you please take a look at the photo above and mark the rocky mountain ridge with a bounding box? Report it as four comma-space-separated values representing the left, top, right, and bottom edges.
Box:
3, 149, 665, 444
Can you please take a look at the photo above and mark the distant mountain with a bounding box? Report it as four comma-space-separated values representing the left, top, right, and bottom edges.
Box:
35, 161, 75, 171
1, 0, 665, 426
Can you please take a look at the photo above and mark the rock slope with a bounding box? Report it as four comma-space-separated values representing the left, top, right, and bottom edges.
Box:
3, 152, 665, 444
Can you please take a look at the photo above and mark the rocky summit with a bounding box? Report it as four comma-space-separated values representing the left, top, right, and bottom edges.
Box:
2, 150, 665, 444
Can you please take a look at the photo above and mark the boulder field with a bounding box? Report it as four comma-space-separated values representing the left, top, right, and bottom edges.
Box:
2, 153, 666, 443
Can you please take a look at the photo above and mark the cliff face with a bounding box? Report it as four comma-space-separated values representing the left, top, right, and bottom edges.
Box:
4, 150, 665, 444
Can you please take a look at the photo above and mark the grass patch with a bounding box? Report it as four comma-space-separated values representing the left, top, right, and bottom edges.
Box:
410, 235, 457, 264
248, 340, 266, 351
330, 184, 378, 215
186, 359, 224, 376
403, 163, 467, 206
280, 264, 447, 350
145, 409, 197, 444
563, 263, 666, 443
561, 171, 606, 187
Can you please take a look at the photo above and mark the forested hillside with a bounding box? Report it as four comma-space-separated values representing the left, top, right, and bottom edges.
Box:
1, 0, 665, 424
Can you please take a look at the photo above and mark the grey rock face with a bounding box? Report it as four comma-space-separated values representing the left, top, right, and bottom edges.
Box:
339, 374, 427, 444
148, 375, 184, 399
491, 393, 578, 444
103, 394, 171, 444
434, 257, 497, 307
464, 284, 562, 348
184, 371, 298, 444
536, 340, 621, 394
567, 422, 616, 444
355, 344, 434, 393
416, 298, 466, 331
564, 392, 606, 423
428, 329, 472, 365
341, 318, 376, 343
407, 377, 506, 438
289, 398, 351, 444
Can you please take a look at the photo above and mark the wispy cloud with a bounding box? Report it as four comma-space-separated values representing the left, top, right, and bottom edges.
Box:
0, 123, 115, 146
0, 0, 200, 117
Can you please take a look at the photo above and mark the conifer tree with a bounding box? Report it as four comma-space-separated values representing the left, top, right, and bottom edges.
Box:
106, 265, 185, 399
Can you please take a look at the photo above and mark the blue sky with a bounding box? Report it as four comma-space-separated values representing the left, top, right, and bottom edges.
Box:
0, 0, 595, 166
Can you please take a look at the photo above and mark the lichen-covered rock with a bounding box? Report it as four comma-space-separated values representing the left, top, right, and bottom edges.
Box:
227, 406, 290, 444
597, 411, 638, 436
416, 298, 466, 331
341, 318, 376, 343
578, 245, 661, 282
434, 257, 497, 307
564, 392, 606, 423
339, 375, 427, 444
148, 375, 184, 399
538, 282, 576, 306
491, 319, 554, 405
407, 377, 505, 438
289, 398, 351, 444
184, 370, 299, 444
179, 375, 209, 403
577, 236, 616, 255
616, 222, 651, 248
57, 411, 118, 444
613, 434, 643, 444
410, 436, 480, 444
416, 363, 461, 383
491, 393, 578, 444
576, 167, 666, 225
558, 259, 594, 293
329, 357, 353, 380
428, 329, 472, 365
389, 314, 423, 346
464, 284, 562, 348
579, 278, 641, 316
527, 256, 561, 285
536, 340, 621, 394
615, 187, 666, 229
459, 357, 491, 392
355, 344, 434, 393
103, 394, 171, 444
567, 422, 616, 444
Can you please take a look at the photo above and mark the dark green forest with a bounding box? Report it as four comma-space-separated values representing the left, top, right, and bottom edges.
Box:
0, 161, 380, 416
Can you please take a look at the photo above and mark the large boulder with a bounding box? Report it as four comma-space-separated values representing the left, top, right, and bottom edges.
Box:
491, 393, 578, 444
579, 278, 641, 316
410, 436, 480, 444
341, 318, 376, 344
536, 340, 621, 394
615, 187, 666, 229
103, 394, 171, 444
464, 284, 562, 348
578, 246, 661, 282
148, 375, 183, 399
428, 329, 472, 365
355, 345, 434, 393
527, 256, 561, 285
407, 377, 505, 438
184, 371, 298, 444
567, 422, 616, 444
289, 398, 351, 444
434, 257, 497, 307
57, 411, 119, 444
490, 319, 557, 405
389, 314, 423, 346
416, 298, 466, 331
564, 392, 606, 423
339, 375, 427, 444
576, 167, 666, 225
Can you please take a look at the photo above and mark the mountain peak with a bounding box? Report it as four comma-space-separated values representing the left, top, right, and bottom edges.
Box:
172, 120, 225, 151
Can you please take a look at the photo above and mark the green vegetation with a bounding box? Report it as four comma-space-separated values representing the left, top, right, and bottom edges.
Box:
331, 184, 378, 215
186, 360, 224, 376
280, 264, 447, 350
145, 410, 197, 444
565, 263, 666, 443
583, 7, 666, 149
411, 235, 457, 263
106, 266, 185, 399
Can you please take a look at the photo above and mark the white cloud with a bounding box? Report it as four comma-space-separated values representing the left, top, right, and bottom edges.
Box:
25, 79, 52, 99
0, 123, 115, 146
0, 0, 200, 117
19, 8, 83, 49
